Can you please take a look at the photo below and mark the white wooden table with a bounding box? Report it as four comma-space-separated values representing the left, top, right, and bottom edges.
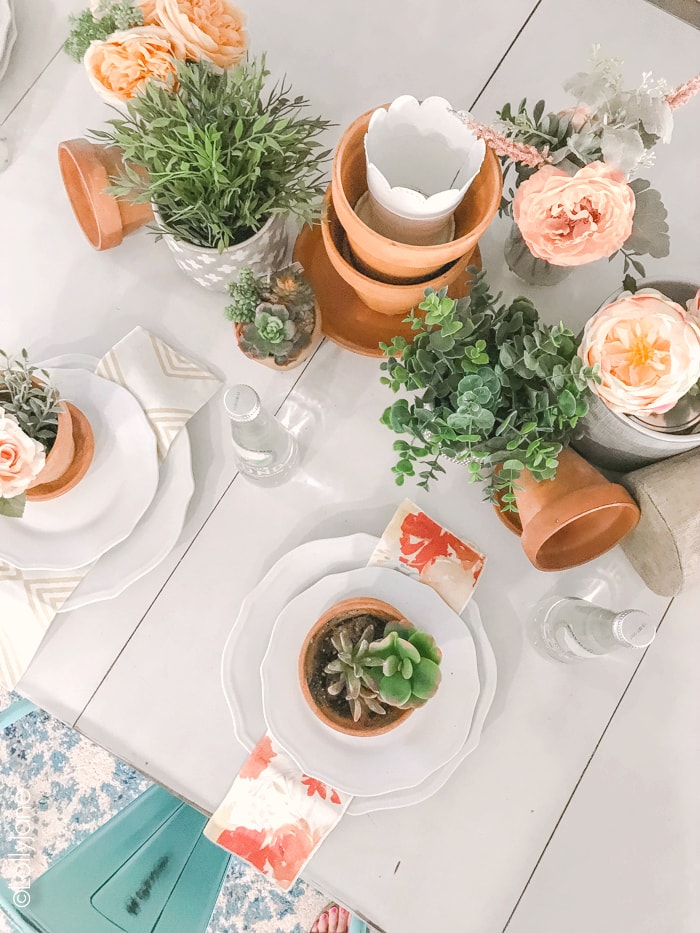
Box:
2, 1, 699, 930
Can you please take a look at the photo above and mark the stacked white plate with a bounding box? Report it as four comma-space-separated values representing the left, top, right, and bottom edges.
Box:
0, 355, 195, 610
221, 534, 497, 814
0, 0, 17, 83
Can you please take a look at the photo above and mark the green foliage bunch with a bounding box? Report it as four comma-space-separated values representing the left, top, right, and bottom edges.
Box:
225, 263, 316, 365
325, 625, 386, 723
0, 350, 61, 450
94, 58, 332, 251
64, 1, 144, 62
379, 273, 599, 510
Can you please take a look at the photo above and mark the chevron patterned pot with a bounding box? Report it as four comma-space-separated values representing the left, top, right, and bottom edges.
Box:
155, 212, 289, 293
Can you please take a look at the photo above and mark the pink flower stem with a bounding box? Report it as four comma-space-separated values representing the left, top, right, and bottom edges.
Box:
665, 73, 700, 110
451, 111, 549, 167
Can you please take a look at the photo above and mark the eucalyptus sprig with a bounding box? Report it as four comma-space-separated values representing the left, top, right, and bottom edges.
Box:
93, 58, 333, 251
379, 272, 599, 510
0, 350, 61, 450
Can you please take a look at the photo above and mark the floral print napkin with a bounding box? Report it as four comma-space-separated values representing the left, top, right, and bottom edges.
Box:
0, 331, 220, 689
206, 500, 486, 889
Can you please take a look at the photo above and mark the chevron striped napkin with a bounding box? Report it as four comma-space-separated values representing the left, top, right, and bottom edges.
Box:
0, 329, 220, 689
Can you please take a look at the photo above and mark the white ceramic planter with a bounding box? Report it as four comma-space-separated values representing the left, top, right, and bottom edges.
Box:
155, 212, 289, 293
573, 278, 700, 472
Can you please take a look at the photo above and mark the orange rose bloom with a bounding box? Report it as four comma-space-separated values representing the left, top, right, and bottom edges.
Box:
155, 0, 248, 70
139, 0, 160, 24
84, 26, 180, 106
513, 161, 635, 267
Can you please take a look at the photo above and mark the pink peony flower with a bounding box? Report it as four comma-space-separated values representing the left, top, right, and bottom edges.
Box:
513, 161, 635, 267
579, 288, 700, 414
0, 409, 46, 499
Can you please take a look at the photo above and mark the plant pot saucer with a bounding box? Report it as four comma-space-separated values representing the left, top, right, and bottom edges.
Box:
25, 403, 95, 501
293, 223, 480, 357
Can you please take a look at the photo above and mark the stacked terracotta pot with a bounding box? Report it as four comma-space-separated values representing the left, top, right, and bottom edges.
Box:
322, 108, 503, 318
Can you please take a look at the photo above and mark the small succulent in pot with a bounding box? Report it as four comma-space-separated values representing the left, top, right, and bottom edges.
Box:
225, 263, 320, 369
0, 351, 62, 518
368, 623, 442, 709
324, 625, 386, 722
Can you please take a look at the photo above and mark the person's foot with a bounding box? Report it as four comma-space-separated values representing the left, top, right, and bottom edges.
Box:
310, 903, 350, 932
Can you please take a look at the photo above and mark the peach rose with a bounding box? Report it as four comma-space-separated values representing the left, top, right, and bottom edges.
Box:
155, 0, 248, 69
0, 409, 46, 499
84, 26, 180, 106
579, 288, 700, 414
513, 161, 635, 267
90, 0, 159, 24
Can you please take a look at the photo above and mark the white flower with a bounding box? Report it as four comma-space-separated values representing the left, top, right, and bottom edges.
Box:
0, 408, 46, 499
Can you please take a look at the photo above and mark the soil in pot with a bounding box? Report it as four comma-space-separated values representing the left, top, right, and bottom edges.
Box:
300, 597, 413, 737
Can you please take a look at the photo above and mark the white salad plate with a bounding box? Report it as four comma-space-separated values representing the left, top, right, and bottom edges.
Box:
37, 355, 195, 610
0, 368, 159, 571
0, 0, 16, 82
260, 566, 480, 797
222, 533, 496, 813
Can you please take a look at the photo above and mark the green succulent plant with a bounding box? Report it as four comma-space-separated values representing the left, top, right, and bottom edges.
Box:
368, 624, 442, 709
380, 271, 599, 510
325, 626, 386, 722
0, 350, 61, 450
226, 263, 317, 365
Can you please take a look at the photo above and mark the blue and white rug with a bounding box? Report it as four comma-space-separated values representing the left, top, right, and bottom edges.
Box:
0, 701, 326, 933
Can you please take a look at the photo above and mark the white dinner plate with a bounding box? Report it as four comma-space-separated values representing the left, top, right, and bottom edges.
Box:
221, 533, 497, 814
38, 354, 195, 610
0, 0, 16, 82
0, 369, 159, 570
260, 566, 480, 797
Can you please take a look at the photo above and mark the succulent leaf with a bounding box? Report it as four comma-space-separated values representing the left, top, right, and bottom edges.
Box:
379, 673, 412, 707
411, 658, 442, 700
408, 631, 442, 665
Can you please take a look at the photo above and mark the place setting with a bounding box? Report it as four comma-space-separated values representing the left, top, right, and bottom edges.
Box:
206, 500, 497, 887
0, 330, 220, 687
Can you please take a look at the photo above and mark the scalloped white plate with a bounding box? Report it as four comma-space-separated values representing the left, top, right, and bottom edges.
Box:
221, 534, 497, 813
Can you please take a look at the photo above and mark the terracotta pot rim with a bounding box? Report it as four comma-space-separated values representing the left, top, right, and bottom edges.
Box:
298, 596, 414, 738
332, 107, 502, 256
520, 483, 640, 571
153, 207, 282, 254
58, 139, 123, 250
25, 403, 95, 501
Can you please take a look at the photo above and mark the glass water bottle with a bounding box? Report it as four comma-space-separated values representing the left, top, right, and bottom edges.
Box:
223, 384, 297, 480
532, 596, 656, 663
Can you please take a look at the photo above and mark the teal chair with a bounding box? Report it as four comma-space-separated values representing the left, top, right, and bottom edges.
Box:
0, 698, 37, 731
0, 700, 231, 933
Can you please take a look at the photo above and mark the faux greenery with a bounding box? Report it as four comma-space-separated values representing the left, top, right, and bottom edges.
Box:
64, 2, 143, 63
0, 350, 61, 450
379, 273, 599, 510
325, 620, 442, 721
225, 263, 316, 365
94, 58, 332, 250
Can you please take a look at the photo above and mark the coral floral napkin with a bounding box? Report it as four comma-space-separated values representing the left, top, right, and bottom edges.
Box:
0, 328, 220, 689
205, 499, 486, 889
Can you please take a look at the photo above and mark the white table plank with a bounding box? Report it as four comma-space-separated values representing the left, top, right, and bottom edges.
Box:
505, 585, 700, 933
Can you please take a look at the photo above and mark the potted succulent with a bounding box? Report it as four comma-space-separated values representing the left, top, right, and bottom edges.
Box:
379, 274, 639, 570
573, 280, 700, 472
299, 597, 442, 737
93, 57, 332, 291
225, 263, 321, 370
0, 351, 94, 517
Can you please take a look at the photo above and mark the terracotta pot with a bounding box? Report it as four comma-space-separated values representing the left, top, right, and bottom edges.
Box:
494, 448, 640, 571
58, 139, 153, 251
26, 403, 94, 501
332, 107, 502, 283
298, 596, 414, 737
234, 301, 322, 371
322, 190, 473, 316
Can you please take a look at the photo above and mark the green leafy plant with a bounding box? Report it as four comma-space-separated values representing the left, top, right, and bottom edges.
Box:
0, 350, 61, 450
379, 272, 599, 510
367, 623, 442, 709
94, 58, 332, 250
325, 625, 386, 722
64, 2, 144, 63
225, 263, 317, 365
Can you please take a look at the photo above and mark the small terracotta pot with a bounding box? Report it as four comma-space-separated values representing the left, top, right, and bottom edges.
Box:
299, 596, 414, 737
26, 403, 94, 501
234, 300, 323, 370
58, 139, 153, 251
494, 448, 640, 571
322, 190, 473, 316
332, 107, 502, 283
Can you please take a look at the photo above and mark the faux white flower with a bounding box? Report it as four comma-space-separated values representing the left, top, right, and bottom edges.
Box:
0, 408, 46, 499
